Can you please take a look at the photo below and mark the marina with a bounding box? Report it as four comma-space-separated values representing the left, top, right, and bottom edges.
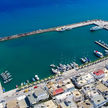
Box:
0, 19, 108, 42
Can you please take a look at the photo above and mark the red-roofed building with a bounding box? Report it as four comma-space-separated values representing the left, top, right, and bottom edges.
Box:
93, 70, 105, 79
53, 88, 64, 96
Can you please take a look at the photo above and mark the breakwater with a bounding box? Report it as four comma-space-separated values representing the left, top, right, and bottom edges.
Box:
0, 19, 108, 42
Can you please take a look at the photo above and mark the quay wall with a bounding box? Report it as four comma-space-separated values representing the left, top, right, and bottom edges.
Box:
0, 19, 102, 42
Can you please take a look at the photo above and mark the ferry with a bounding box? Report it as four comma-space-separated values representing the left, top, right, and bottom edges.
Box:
90, 26, 103, 31
35, 75, 39, 80
94, 50, 104, 58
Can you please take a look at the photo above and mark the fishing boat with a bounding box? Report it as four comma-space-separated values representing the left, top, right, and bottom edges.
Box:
94, 50, 104, 58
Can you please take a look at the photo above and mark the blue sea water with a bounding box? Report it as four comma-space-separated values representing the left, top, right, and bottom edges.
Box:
0, 0, 108, 91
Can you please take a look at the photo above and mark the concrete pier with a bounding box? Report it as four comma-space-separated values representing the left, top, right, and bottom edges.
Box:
0, 19, 108, 42
95, 41, 108, 50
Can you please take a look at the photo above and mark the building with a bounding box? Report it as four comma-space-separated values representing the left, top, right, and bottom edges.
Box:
26, 93, 36, 107
0, 103, 4, 108
91, 94, 106, 108
46, 78, 74, 96
17, 95, 28, 108
33, 100, 57, 108
62, 79, 75, 91
102, 76, 108, 87
43, 100, 57, 108
72, 89, 83, 102
53, 88, 64, 96
33, 87, 49, 102
92, 69, 105, 79
59, 96, 77, 108
53, 91, 72, 103
18, 99, 28, 108
77, 99, 93, 108
96, 82, 108, 99
6, 99, 19, 108
72, 73, 95, 88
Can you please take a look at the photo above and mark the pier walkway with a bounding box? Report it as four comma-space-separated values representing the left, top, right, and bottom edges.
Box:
95, 41, 108, 50
0, 19, 108, 42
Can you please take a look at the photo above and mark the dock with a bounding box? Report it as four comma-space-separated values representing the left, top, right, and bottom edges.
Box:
0, 19, 108, 42
95, 41, 108, 50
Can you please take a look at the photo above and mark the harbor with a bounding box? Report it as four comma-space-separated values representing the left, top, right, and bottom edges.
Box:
0, 19, 108, 42
0, 23, 108, 91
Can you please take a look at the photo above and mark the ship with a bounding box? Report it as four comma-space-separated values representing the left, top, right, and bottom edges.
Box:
90, 26, 103, 31
94, 50, 104, 58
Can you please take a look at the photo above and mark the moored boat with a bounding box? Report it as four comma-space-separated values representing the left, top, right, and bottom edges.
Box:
35, 75, 40, 80
90, 26, 103, 31
94, 50, 103, 58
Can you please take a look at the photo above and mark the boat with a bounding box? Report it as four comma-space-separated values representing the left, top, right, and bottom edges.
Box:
26, 80, 29, 83
67, 64, 72, 69
4, 78, 13, 84
50, 64, 56, 68
105, 50, 108, 55
35, 75, 40, 80
70, 63, 74, 68
32, 78, 36, 82
24, 82, 26, 85
86, 57, 91, 62
90, 26, 103, 31
16, 85, 18, 88
21, 83, 24, 86
73, 62, 79, 67
51, 68, 59, 74
80, 58, 87, 63
94, 50, 104, 58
